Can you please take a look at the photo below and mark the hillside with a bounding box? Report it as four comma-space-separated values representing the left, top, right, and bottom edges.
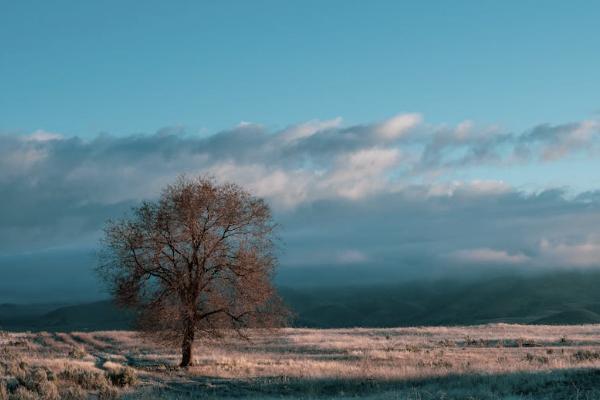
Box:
3, 272, 600, 331
285, 272, 600, 327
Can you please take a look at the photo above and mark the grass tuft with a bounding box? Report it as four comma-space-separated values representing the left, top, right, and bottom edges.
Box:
106, 366, 137, 387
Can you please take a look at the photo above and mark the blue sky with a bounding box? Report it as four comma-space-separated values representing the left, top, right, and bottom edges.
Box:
2, 1, 600, 301
2, 0, 599, 136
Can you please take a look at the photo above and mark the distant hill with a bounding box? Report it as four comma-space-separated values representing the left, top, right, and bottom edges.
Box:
0, 302, 63, 326
3, 272, 600, 331
532, 309, 600, 325
37, 300, 136, 331
283, 272, 600, 327
0, 300, 135, 331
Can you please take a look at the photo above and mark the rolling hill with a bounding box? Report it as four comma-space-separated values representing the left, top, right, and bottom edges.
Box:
3, 271, 600, 331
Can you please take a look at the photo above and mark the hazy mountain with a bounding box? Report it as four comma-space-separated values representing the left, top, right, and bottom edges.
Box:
3, 271, 600, 331
284, 272, 600, 327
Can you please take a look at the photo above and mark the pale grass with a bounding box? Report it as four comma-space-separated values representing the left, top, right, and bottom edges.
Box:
3, 325, 600, 398
174, 325, 600, 380
5, 325, 600, 379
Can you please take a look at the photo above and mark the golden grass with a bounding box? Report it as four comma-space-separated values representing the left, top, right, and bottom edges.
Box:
3, 324, 600, 399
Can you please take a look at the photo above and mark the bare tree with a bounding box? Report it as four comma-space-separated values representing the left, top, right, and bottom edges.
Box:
98, 176, 288, 367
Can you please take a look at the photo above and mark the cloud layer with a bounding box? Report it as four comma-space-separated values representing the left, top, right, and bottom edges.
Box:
2, 114, 600, 273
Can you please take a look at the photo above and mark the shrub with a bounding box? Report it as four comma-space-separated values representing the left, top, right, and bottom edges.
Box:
8, 387, 38, 400
34, 381, 59, 400
58, 386, 87, 400
98, 385, 120, 400
417, 358, 453, 369
0, 352, 26, 379
572, 350, 600, 362
68, 347, 87, 360
19, 368, 59, 400
515, 338, 539, 347
106, 367, 137, 387
432, 358, 453, 368
464, 335, 480, 347
59, 366, 109, 390
524, 353, 549, 365
404, 344, 421, 352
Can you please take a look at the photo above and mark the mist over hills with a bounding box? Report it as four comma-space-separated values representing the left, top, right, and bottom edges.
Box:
3, 271, 600, 331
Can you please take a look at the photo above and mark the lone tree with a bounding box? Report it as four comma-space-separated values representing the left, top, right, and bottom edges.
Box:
98, 176, 287, 367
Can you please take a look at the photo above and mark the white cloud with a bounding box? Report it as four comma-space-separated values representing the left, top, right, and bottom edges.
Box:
426, 180, 511, 197
3, 113, 600, 263
376, 113, 422, 140
318, 147, 400, 199
541, 121, 598, 160
538, 238, 600, 267
22, 130, 63, 142
452, 248, 530, 265
207, 162, 312, 209
336, 250, 368, 264
280, 117, 343, 142
522, 120, 600, 162
452, 120, 474, 140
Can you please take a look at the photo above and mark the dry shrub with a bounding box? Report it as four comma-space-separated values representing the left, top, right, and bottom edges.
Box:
404, 344, 421, 352
106, 366, 137, 387
524, 353, 549, 365
58, 366, 109, 391
464, 335, 483, 347
8, 387, 38, 400
0, 349, 25, 379
515, 338, 539, 347
18, 368, 59, 400
417, 358, 453, 369
68, 347, 87, 360
572, 350, 600, 362
8, 340, 31, 351
8, 363, 27, 381
58, 386, 87, 400
98, 385, 120, 400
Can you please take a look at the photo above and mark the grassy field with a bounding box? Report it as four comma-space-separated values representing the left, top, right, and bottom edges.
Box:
2, 325, 600, 399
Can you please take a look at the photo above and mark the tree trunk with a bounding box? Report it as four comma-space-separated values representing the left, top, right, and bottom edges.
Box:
180, 319, 195, 367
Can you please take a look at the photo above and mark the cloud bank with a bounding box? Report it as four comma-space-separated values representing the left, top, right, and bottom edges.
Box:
2, 114, 600, 273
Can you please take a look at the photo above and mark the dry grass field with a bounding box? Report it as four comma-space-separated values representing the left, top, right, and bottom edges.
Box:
2, 324, 600, 399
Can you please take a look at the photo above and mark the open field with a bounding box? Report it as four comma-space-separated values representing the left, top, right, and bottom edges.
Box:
2, 325, 600, 399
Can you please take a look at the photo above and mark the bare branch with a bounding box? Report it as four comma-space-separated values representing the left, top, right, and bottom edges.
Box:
97, 175, 288, 367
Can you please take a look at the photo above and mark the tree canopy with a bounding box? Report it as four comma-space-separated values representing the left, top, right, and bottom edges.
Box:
98, 176, 287, 366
